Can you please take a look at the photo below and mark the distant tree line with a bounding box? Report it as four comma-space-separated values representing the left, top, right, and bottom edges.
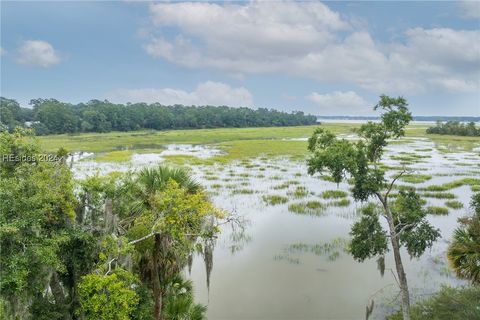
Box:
0, 97, 317, 135
426, 121, 479, 137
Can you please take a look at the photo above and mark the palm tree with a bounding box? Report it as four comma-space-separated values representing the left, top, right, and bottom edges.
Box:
123, 166, 211, 320
138, 166, 201, 196
447, 193, 480, 285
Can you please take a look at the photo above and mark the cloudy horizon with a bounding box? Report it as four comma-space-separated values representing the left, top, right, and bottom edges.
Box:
1, 1, 479, 116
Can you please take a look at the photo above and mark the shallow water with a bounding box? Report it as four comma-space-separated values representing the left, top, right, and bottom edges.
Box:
71, 138, 479, 319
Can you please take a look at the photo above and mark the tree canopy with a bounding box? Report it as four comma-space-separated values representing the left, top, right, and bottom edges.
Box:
0, 128, 226, 320
0, 97, 317, 135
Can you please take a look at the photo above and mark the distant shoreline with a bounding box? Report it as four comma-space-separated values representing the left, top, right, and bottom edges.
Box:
316, 116, 480, 124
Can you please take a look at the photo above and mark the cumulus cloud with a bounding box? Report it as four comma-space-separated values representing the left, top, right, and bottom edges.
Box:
143, 1, 480, 94
307, 91, 370, 114
107, 81, 253, 107
17, 40, 61, 67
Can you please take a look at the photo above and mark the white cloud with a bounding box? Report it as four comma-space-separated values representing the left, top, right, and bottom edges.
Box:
459, 1, 480, 19
17, 40, 61, 67
143, 2, 480, 94
107, 81, 253, 107
307, 91, 370, 114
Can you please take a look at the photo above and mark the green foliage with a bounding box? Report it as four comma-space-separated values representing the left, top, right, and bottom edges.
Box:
447, 193, 480, 284
393, 191, 440, 257
426, 120, 480, 137
387, 286, 480, 320
349, 204, 388, 261
0, 129, 76, 310
6, 97, 317, 135
162, 275, 207, 320
78, 270, 139, 320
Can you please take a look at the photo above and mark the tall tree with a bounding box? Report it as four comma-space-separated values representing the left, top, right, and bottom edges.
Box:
307, 95, 440, 320
118, 166, 223, 320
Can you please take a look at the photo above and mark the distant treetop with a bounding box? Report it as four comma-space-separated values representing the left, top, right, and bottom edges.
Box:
0, 97, 317, 135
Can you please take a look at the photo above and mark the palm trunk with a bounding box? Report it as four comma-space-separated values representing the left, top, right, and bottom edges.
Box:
152, 234, 163, 320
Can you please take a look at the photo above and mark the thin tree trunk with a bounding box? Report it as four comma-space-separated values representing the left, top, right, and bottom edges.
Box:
382, 198, 410, 320
50, 270, 72, 320
152, 234, 163, 320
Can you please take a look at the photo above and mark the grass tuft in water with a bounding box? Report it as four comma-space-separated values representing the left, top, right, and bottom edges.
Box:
321, 190, 348, 199
288, 201, 325, 216
328, 198, 351, 207
444, 200, 464, 209
422, 192, 456, 199
399, 174, 432, 184
287, 186, 311, 198
263, 195, 288, 205
426, 206, 449, 215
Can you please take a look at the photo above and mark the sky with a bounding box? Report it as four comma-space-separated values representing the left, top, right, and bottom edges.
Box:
1, 1, 479, 116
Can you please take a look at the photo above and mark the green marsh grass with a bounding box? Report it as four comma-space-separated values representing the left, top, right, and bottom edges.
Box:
422, 192, 456, 199
426, 206, 449, 215
399, 174, 432, 184
288, 201, 325, 216
444, 200, 463, 209
262, 195, 289, 205
321, 190, 348, 199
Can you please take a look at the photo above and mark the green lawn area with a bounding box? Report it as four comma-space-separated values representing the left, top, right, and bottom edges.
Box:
38, 123, 480, 163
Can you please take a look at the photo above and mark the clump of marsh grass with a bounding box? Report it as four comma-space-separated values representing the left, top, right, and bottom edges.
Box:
426, 206, 449, 215
399, 174, 432, 184
422, 192, 456, 199
288, 201, 325, 216
321, 190, 348, 199
328, 198, 351, 207
444, 200, 463, 209
262, 195, 288, 206
287, 186, 311, 198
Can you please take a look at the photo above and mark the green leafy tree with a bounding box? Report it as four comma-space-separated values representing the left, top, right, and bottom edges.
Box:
117, 166, 223, 320
0, 129, 77, 319
77, 270, 139, 320
307, 96, 440, 320
447, 193, 480, 285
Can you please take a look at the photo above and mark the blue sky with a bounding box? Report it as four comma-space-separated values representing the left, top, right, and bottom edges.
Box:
1, 1, 479, 116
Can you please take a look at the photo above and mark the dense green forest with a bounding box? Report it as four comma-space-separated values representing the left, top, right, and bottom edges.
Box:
426, 121, 479, 136
0, 128, 231, 320
0, 97, 317, 135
